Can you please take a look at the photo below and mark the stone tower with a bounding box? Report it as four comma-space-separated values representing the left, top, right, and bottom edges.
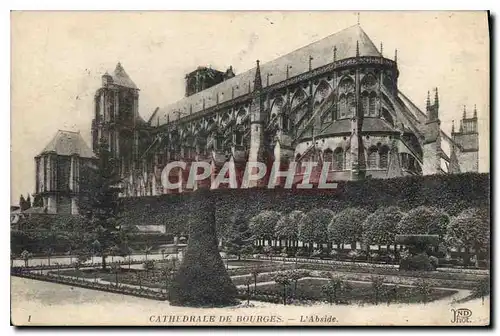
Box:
422, 88, 442, 174
91, 63, 141, 191
452, 105, 479, 172
34, 130, 95, 214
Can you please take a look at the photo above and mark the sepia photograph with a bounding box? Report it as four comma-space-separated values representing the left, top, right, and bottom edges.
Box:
10, 10, 490, 326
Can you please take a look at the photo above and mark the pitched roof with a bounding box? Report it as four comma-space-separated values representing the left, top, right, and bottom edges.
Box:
39, 130, 95, 158
110, 63, 138, 89
154, 25, 381, 125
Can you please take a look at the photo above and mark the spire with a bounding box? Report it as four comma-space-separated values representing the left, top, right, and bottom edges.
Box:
394, 49, 398, 63
356, 40, 360, 57
434, 87, 439, 109
451, 120, 455, 134
474, 104, 478, 118
426, 91, 431, 111
463, 105, 467, 119
253, 60, 262, 91
380, 42, 383, 56
333, 46, 337, 62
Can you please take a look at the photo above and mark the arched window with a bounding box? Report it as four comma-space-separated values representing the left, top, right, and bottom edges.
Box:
379, 146, 389, 169
361, 91, 370, 116
369, 92, 377, 116
347, 93, 355, 117
339, 94, 347, 119
400, 153, 410, 170
367, 146, 378, 168
234, 131, 243, 146
332, 102, 338, 121
323, 149, 333, 167
333, 148, 344, 170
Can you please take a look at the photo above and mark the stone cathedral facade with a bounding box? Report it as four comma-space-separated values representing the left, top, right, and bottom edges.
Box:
37, 24, 479, 209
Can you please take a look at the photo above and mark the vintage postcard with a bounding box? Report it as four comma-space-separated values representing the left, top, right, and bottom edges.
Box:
10, 11, 490, 326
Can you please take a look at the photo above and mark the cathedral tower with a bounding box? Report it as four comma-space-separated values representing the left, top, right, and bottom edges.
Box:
422, 88, 442, 174
91, 63, 140, 184
452, 105, 479, 172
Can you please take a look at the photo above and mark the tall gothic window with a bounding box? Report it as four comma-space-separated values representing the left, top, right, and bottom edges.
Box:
367, 147, 378, 168
339, 95, 347, 119
323, 149, 333, 168
347, 93, 355, 117
333, 147, 344, 170
369, 92, 377, 116
362, 91, 370, 116
400, 153, 410, 170
379, 146, 389, 169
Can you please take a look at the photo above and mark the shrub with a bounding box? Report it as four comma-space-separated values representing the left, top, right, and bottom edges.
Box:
347, 250, 361, 261
168, 190, 238, 307
429, 256, 439, 269
400, 253, 434, 271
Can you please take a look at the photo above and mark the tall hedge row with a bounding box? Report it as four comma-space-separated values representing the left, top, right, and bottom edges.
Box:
118, 172, 489, 234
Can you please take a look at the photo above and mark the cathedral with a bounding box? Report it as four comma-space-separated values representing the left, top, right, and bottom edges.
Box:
36, 24, 480, 210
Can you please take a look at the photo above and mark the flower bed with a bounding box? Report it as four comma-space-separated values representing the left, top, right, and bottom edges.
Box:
296, 263, 488, 284
12, 272, 167, 300
227, 263, 295, 276
238, 278, 457, 305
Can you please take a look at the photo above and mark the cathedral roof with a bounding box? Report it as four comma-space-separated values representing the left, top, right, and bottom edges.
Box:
110, 63, 138, 89
154, 24, 381, 125
38, 130, 95, 158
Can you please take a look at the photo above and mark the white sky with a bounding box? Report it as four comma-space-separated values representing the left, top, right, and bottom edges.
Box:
10, 11, 490, 204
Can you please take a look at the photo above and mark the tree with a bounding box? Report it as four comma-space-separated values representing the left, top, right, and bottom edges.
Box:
32, 194, 44, 208
328, 208, 369, 250
143, 260, 155, 278
397, 206, 449, 237
160, 263, 175, 297
321, 276, 349, 305
370, 275, 385, 305
168, 189, 237, 307
26, 194, 32, 209
298, 208, 334, 252
90, 239, 101, 264
19, 195, 29, 211
249, 210, 281, 246
78, 138, 124, 271
110, 263, 121, 287
289, 270, 310, 298
362, 206, 404, 246
44, 247, 54, 267
272, 271, 291, 305
225, 210, 254, 260
143, 245, 153, 261
250, 266, 263, 291
20, 250, 32, 267
275, 210, 303, 248
445, 207, 490, 267
473, 278, 490, 305
362, 206, 404, 257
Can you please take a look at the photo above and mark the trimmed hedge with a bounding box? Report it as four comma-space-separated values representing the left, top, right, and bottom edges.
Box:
115, 173, 489, 235
168, 189, 238, 307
